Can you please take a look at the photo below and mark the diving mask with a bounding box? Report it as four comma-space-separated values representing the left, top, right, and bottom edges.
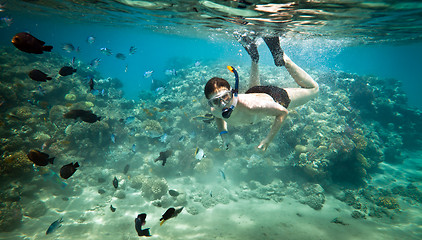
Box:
208, 90, 233, 108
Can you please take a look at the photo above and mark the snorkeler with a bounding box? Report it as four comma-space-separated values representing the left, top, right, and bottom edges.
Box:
204, 36, 319, 151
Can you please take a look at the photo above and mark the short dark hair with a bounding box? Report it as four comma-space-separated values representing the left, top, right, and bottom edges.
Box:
204, 77, 231, 99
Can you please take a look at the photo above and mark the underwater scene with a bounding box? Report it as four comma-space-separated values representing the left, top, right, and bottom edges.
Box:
1, 0, 422, 239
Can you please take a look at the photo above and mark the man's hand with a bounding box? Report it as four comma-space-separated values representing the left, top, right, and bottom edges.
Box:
258, 139, 270, 151
221, 132, 230, 150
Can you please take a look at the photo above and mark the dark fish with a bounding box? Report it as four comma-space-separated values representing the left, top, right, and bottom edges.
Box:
63, 109, 101, 123
154, 150, 173, 166
59, 162, 79, 179
28, 69, 52, 82
129, 46, 137, 55
110, 205, 116, 212
168, 190, 179, 197
89, 77, 94, 90
219, 169, 226, 181
12, 32, 53, 54
27, 149, 55, 166
59, 66, 77, 76
113, 176, 118, 189
123, 164, 130, 175
159, 207, 183, 226
46, 217, 63, 235
116, 53, 126, 60
135, 213, 151, 237
331, 217, 349, 225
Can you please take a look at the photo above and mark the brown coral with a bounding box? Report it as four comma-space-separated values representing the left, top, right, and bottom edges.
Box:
352, 133, 367, 150
377, 196, 399, 209
0, 151, 34, 179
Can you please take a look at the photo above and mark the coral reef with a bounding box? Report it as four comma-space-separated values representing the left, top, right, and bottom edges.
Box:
0, 151, 34, 179
131, 175, 169, 200
1, 44, 422, 238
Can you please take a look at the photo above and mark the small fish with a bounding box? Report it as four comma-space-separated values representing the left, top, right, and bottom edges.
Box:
28, 69, 52, 82
192, 113, 214, 123
195, 148, 205, 161
159, 133, 167, 143
60, 162, 79, 179
154, 150, 173, 166
178, 136, 185, 142
0, 4, 5, 12
111, 133, 116, 143
115, 53, 126, 60
89, 58, 101, 68
160, 207, 183, 226
164, 69, 176, 76
88, 77, 95, 90
27, 149, 55, 166
113, 176, 118, 189
1, 17, 12, 27
155, 87, 165, 94
63, 109, 101, 123
132, 144, 136, 153
144, 70, 153, 78
38, 168, 67, 189
11, 32, 53, 54
168, 190, 179, 197
123, 164, 130, 175
124, 116, 135, 124
209, 190, 213, 197
135, 213, 151, 237
46, 217, 63, 235
86, 36, 95, 44
129, 46, 137, 55
125, 64, 128, 72
100, 47, 112, 56
71, 56, 76, 66
194, 60, 201, 67
110, 205, 116, 212
219, 169, 226, 181
62, 43, 75, 53
59, 66, 77, 76
32, 86, 46, 95
331, 217, 349, 225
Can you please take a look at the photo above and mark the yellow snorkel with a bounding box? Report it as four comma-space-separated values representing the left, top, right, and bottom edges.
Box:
222, 66, 239, 119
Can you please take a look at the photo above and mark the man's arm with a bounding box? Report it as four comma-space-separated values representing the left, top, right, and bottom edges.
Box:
215, 117, 229, 149
256, 103, 288, 151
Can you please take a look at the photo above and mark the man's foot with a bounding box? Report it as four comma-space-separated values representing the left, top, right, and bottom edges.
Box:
235, 35, 259, 63
263, 37, 284, 66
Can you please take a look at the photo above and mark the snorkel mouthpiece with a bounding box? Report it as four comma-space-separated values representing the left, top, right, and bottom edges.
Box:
222, 66, 239, 119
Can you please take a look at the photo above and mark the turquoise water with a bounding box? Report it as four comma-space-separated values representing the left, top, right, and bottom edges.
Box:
1, 1, 422, 239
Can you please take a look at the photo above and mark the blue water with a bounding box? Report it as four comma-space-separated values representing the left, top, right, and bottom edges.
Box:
2, 10, 422, 109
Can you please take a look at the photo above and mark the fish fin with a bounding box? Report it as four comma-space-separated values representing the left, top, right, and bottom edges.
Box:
160, 220, 166, 226
74, 162, 80, 168
43, 45, 53, 52
48, 157, 55, 164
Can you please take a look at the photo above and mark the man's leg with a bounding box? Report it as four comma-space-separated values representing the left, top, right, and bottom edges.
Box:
263, 37, 285, 67
235, 35, 260, 88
